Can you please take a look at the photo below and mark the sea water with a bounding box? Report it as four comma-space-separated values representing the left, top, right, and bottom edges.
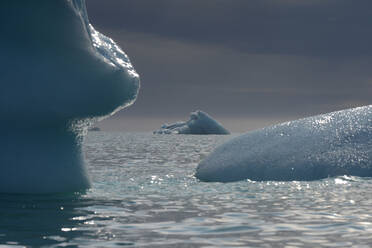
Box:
1, 132, 372, 247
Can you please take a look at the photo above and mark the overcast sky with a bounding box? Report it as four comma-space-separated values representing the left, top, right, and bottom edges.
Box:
87, 0, 372, 132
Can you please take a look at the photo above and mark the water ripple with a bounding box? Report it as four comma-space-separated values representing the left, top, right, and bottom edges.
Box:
1, 133, 372, 247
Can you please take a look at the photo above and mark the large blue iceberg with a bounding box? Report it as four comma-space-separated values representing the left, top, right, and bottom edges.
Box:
0, 1, 139, 193
196, 106, 372, 182
153, 110, 230, 135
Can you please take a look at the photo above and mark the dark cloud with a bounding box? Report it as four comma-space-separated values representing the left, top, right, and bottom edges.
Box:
98, 31, 371, 115
87, 0, 372, 57
86, 0, 372, 131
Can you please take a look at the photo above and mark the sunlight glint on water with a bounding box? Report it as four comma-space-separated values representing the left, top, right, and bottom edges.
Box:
0, 132, 372, 247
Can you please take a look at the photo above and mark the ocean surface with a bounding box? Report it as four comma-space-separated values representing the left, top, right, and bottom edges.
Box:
1, 132, 372, 247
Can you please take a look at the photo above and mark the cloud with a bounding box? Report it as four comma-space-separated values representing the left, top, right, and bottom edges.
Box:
94, 30, 371, 118
87, 0, 372, 57
86, 1, 372, 131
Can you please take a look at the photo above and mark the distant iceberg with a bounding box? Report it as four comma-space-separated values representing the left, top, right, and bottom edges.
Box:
154, 111, 230, 135
196, 105, 372, 182
0, 1, 139, 193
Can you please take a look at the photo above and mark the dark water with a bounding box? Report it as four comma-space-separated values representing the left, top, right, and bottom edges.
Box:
1, 132, 372, 247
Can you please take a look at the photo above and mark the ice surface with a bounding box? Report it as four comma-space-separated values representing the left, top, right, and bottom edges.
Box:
196, 106, 372, 182
0, 0, 139, 193
153, 110, 230, 135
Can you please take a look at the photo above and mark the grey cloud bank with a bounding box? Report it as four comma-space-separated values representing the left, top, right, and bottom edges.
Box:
88, 0, 372, 57
87, 0, 372, 132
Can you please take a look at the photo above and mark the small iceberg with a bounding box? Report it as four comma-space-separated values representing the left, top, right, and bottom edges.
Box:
154, 110, 230, 135
196, 105, 372, 182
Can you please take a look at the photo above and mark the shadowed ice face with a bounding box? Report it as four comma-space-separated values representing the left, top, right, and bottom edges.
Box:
0, 0, 140, 193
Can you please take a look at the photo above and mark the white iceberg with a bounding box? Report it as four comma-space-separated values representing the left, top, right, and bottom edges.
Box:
0, 1, 139, 193
154, 111, 230, 135
196, 105, 372, 182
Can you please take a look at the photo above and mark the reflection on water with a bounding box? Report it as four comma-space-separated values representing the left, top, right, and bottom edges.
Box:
0, 193, 96, 247
1, 133, 372, 247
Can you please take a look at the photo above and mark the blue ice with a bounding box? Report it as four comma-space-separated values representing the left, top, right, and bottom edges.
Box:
196, 106, 372, 182
154, 110, 230, 135
0, 0, 139, 193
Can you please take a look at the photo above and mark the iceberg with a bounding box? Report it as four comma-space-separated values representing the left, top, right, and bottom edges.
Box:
196, 106, 372, 182
153, 111, 230, 135
0, 1, 139, 193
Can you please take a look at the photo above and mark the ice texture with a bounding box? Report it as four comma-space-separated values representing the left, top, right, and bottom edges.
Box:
0, 0, 139, 193
196, 106, 372, 182
153, 111, 230, 135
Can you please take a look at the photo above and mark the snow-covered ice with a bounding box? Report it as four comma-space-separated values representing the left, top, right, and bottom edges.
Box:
196, 106, 372, 182
0, 0, 139, 193
154, 110, 230, 135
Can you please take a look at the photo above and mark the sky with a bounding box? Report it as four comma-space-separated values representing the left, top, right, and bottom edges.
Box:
86, 0, 372, 132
